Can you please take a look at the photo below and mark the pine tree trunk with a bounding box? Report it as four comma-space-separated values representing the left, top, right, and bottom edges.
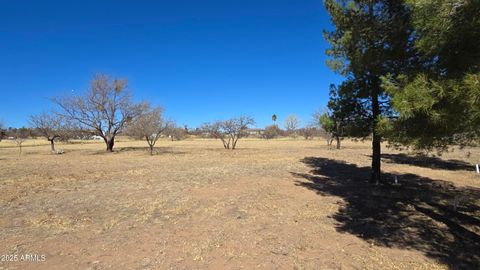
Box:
371, 92, 381, 184
336, 136, 341, 149
371, 135, 381, 183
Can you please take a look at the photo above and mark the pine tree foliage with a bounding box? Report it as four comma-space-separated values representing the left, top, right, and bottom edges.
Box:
383, 0, 480, 151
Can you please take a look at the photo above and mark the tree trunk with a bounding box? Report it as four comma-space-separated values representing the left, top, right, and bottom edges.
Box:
106, 138, 115, 152
371, 92, 381, 184
232, 137, 238, 150
149, 144, 154, 155
367, 3, 382, 184
336, 136, 341, 149
371, 135, 381, 183
49, 139, 56, 152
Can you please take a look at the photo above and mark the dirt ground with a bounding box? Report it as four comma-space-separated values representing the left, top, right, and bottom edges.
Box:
0, 138, 479, 269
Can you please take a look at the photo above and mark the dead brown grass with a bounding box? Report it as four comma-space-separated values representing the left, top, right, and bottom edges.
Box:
0, 138, 478, 269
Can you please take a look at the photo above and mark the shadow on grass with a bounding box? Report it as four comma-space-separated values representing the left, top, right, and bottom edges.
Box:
91, 147, 188, 155
119, 146, 189, 154
292, 157, 480, 269
380, 153, 473, 171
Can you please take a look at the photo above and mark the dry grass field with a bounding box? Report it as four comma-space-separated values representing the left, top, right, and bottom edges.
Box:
1, 138, 479, 269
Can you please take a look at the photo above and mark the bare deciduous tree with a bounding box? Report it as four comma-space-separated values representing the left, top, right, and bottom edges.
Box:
30, 112, 70, 153
13, 128, 29, 156
54, 74, 146, 152
127, 106, 170, 155
166, 125, 188, 141
263, 125, 282, 139
299, 126, 317, 140
201, 121, 227, 147
284, 114, 299, 136
223, 116, 255, 149
202, 116, 254, 150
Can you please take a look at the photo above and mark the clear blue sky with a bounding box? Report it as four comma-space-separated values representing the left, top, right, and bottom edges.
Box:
0, 0, 342, 129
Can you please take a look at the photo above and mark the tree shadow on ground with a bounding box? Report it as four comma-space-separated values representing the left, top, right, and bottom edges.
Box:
118, 146, 188, 154
91, 147, 187, 155
379, 153, 473, 171
292, 157, 480, 269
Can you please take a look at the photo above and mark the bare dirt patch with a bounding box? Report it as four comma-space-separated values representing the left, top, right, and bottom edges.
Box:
0, 138, 478, 269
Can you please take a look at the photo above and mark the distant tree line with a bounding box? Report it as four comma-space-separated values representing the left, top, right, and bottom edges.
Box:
1, 74, 330, 155
0, 74, 337, 156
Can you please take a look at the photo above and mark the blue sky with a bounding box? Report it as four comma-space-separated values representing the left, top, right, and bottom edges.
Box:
0, 0, 342, 129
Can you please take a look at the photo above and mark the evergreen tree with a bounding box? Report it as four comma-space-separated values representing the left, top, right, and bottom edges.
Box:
382, 0, 480, 151
319, 83, 369, 149
324, 0, 416, 182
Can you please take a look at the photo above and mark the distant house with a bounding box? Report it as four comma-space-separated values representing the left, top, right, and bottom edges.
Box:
246, 129, 264, 137
90, 135, 103, 140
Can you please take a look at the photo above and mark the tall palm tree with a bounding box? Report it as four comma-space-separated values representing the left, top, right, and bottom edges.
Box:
272, 114, 277, 126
